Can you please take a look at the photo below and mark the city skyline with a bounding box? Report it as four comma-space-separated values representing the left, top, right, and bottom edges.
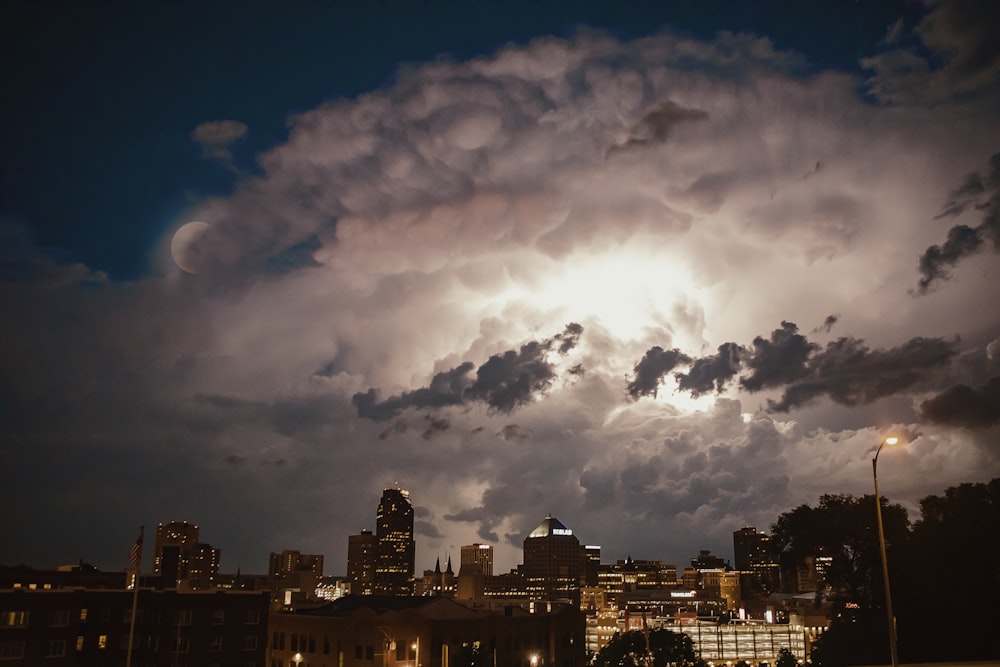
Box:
2, 1, 999, 577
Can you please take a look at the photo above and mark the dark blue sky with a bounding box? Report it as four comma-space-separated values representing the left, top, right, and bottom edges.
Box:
2, 0, 911, 279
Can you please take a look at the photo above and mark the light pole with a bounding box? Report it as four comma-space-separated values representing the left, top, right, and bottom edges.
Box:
873, 436, 899, 667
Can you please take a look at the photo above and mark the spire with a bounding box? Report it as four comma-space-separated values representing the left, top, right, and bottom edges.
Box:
434, 556, 441, 574
446, 554, 453, 575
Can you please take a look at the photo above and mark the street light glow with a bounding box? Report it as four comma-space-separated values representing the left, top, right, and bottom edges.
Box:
885, 436, 898, 445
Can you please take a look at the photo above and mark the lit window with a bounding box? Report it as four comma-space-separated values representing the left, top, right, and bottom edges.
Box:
79, 608, 88, 621
76, 636, 84, 651
0, 611, 28, 628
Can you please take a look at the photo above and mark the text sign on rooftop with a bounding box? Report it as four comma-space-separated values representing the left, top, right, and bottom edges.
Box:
552, 528, 573, 536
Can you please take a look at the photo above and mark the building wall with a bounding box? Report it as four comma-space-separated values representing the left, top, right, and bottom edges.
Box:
268, 599, 586, 667
0, 587, 269, 666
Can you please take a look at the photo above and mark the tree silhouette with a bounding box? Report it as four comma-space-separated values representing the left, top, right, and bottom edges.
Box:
593, 628, 705, 667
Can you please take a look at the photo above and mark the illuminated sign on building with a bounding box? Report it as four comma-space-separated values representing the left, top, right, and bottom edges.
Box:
552, 528, 573, 536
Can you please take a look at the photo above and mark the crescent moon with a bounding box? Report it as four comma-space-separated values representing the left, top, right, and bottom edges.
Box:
171, 221, 210, 273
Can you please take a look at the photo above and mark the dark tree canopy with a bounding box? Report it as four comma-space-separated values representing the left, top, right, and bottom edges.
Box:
771, 493, 908, 607
593, 628, 705, 667
801, 478, 1000, 665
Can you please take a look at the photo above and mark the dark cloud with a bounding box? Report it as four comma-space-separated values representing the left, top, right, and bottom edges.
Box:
610, 100, 709, 154
443, 506, 500, 543
740, 322, 817, 392
768, 336, 958, 412
862, 0, 1000, 104
414, 520, 443, 539
916, 152, 1000, 293
676, 342, 746, 397
920, 376, 1000, 428
421, 415, 450, 440
355, 324, 583, 420
498, 424, 531, 442
626, 346, 693, 399
353, 362, 475, 420
813, 314, 839, 335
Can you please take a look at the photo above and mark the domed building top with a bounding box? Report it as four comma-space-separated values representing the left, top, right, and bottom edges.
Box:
528, 515, 574, 538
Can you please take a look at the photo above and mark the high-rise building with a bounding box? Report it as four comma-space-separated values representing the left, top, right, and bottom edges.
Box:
374, 488, 415, 595
522, 515, 585, 602
460, 543, 494, 577
152, 521, 200, 583
346, 530, 376, 595
186, 542, 221, 590
268, 550, 324, 581
732, 526, 780, 597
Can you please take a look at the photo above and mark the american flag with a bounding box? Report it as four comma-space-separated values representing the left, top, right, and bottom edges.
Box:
128, 533, 143, 567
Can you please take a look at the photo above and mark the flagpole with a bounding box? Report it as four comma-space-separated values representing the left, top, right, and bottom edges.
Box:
126, 526, 144, 667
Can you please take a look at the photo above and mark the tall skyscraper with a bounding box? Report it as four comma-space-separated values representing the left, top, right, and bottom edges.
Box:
347, 530, 376, 595
152, 521, 200, 582
374, 488, 415, 596
460, 543, 494, 577
186, 543, 221, 590
522, 515, 585, 602
733, 526, 780, 597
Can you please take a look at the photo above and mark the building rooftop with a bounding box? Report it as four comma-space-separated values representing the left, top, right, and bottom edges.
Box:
528, 515, 572, 538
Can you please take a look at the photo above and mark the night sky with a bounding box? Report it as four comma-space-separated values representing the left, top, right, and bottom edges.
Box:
2, 0, 998, 577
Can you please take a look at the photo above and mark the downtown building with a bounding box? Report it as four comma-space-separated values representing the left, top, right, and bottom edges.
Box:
345, 488, 416, 597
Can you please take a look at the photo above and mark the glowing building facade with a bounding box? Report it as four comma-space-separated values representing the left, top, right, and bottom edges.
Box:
374, 488, 415, 596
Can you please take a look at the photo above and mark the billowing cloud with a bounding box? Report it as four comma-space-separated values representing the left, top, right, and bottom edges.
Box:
2, 7, 999, 575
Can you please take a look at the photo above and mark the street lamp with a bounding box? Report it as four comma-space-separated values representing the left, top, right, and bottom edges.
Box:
873, 436, 899, 667
412, 640, 420, 667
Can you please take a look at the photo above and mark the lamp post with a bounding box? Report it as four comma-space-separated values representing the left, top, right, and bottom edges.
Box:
873, 436, 899, 667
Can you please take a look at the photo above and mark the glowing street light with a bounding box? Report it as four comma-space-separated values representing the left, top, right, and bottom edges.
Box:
873, 435, 900, 667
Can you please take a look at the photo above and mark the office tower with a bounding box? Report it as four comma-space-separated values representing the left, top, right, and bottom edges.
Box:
152, 521, 200, 581
374, 488, 415, 595
584, 545, 601, 586
347, 530, 377, 595
460, 543, 494, 577
732, 526, 780, 597
522, 515, 585, 602
187, 543, 221, 590
269, 550, 324, 581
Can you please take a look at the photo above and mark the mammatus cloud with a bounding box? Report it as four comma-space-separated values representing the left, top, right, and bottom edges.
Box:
920, 377, 1000, 428
190, 120, 248, 161
354, 323, 583, 421
916, 152, 1000, 293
